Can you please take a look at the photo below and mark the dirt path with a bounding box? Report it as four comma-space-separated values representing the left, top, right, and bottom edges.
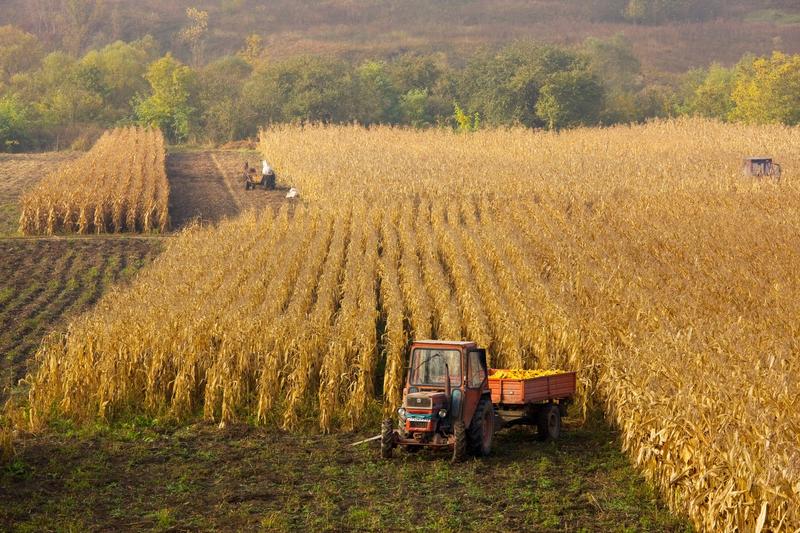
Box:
167, 152, 239, 229
168, 151, 292, 229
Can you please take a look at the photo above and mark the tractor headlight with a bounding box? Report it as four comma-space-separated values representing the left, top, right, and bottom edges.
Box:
438, 409, 448, 418
397, 407, 406, 419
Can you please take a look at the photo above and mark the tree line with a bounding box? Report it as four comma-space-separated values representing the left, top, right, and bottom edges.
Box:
0, 24, 798, 151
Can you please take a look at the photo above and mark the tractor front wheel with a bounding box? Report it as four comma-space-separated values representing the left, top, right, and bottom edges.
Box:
468, 397, 495, 456
381, 419, 394, 459
452, 421, 468, 463
537, 404, 562, 441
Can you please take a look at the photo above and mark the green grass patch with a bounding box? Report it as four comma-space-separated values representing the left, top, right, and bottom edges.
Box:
0, 419, 692, 531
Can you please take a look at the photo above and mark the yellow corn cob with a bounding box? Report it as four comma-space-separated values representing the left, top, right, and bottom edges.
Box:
490, 369, 566, 380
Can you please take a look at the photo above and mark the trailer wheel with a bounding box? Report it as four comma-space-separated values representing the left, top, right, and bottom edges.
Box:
452, 421, 468, 463
468, 397, 494, 456
381, 419, 394, 459
537, 404, 561, 441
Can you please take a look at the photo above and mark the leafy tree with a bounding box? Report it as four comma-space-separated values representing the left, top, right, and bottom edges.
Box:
682, 64, 735, 120
730, 52, 800, 125
0, 96, 30, 151
242, 56, 355, 127
458, 43, 580, 127
583, 34, 644, 123
453, 102, 479, 132
354, 60, 399, 124
583, 35, 641, 93
0, 26, 44, 84
387, 53, 444, 95
238, 35, 265, 68
196, 55, 251, 143
80, 38, 158, 117
19, 52, 105, 128
135, 54, 196, 142
389, 54, 452, 126
399, 89, 433, 127
179, 7, 209, 67
535, 70, 605, 129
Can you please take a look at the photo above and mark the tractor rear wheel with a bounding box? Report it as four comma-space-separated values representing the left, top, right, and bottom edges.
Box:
468, 397, 494, 456
381, 419, 394, 459
452, 421, 468, 463
537, 404, 561, 441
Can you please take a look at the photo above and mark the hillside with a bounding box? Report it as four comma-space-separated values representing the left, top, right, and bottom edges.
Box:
2, 0, 799, 72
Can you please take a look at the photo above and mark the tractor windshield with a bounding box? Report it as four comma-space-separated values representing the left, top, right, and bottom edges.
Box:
410, 348, 461, 387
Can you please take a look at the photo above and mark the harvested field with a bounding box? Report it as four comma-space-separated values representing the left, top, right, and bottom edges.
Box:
0, 420, 687, 531
0, 153, 81, 236
167, 151, 292, 229
0, 238, 161, 400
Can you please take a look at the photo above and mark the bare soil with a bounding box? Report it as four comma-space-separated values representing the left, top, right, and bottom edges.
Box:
167, 151, 292, 229
0, 238, 161, 399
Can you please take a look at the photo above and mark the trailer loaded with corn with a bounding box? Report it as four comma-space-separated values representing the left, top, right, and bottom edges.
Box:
381, 340, 577, 462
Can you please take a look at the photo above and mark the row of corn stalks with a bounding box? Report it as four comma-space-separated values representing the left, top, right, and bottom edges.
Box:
13, 118, 800, 531
18, 127, 169, 235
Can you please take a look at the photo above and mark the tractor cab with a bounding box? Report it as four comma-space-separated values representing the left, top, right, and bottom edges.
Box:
743, 157, 781, 181
382, 340, 494, 462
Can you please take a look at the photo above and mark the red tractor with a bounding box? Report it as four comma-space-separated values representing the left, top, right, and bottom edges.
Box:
381, 340, 576, 462
742, 157, 781, 181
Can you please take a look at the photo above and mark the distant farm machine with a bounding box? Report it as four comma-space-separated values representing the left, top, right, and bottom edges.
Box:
742, 157, 781, 181
380, 340, 576, 462
243, 161, 276, 191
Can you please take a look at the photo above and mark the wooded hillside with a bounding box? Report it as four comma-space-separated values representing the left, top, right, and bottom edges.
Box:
1, 0, 798, 72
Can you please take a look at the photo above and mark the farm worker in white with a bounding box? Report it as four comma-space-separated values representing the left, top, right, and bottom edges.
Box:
262, 159, 276, 190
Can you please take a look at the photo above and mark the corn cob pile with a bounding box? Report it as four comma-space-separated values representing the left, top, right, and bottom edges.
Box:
490, 369, 566, 379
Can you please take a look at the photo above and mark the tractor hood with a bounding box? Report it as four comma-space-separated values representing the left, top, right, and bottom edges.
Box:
405, 391, 448, 410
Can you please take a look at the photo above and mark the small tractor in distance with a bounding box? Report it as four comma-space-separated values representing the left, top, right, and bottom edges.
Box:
381, 340, 576, 462
743, 157, 781, 181
243, 161, 277, 190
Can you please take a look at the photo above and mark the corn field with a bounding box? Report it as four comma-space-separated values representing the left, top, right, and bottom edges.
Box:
19, 118, 800, 531
18, 127, 169, 235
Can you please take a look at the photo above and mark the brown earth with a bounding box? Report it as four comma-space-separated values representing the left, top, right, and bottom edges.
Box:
167, 151, 293, 230
0, 238, 161, 400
